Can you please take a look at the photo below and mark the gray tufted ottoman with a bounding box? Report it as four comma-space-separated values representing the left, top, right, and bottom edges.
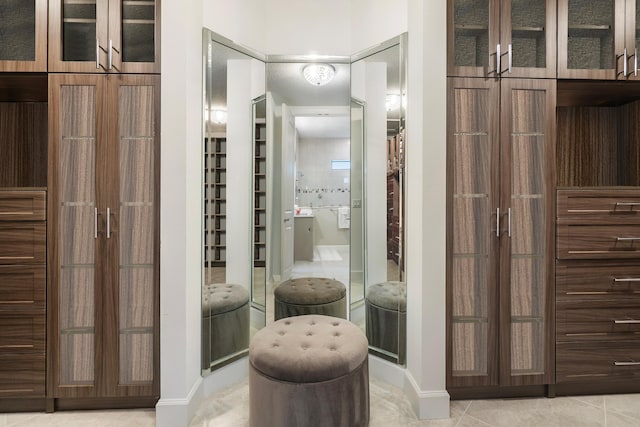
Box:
365, 281, 406, 364
249, 315, 369, 427
201, 283, 250, 369
274, 277, 346, 320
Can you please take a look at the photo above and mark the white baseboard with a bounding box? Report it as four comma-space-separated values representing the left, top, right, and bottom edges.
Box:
203, 356, 249, 395
155, 376, 204, 427
403, 371, 450, 419
368, 354, 405, 390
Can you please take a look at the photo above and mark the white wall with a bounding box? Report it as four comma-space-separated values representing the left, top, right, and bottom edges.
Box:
351, 0, 409, 54
203, 0, 267, 53
265, 0, 352, 56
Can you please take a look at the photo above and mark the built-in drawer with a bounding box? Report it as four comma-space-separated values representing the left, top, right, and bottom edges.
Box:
556, 261, 640, 301
0, 191, 46, 222
557, 300, 640, 341
557, 341, 640, 383
0, 353, 45, 397
0, 312, 45, 353
0, 265, 45, 310
0, 222, 45, 265
558, 188, 640, 224
557, 224, 640, 259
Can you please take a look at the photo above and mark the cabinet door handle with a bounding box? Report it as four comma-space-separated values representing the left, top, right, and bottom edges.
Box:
96, 38, 101, 69
108, 39, 113, 70
94, 207, 98, 238
614, 361, 640, 366
507, 43, 512, 73
624, 47, 628, 77
496, 44, 501, 75
614, 277, 640, 282
614, 319, 640, 324
616, 237, 640, 241
635, 48, 638, 77
507, 207, 511, 237
107, 207, 111, 239
496, 207, 500, 237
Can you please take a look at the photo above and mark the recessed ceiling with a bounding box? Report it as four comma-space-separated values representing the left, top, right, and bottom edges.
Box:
267, 62, 350, 107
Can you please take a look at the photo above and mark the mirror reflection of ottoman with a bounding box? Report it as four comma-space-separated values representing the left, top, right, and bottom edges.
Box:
274, 277, 347, 320
365, 281, 406, 364
201, 283, 250, 369
249, 315, 369, 427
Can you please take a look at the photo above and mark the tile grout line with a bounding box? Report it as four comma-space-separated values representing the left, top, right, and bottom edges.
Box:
454, 400, 473, 427
603, 396, 607, 427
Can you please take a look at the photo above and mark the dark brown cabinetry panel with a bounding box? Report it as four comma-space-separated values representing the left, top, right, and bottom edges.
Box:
0, 190, 46, 400
447, 78, 555, 390
49, 0, 161, 73
556, 188, 640, 387
48, 74, 159, 401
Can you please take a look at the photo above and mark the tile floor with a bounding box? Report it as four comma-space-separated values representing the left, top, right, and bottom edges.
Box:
2, 378, 640, 426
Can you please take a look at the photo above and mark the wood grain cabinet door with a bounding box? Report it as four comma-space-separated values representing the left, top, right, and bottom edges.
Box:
0, 0, 47, 72
446, 78, 501, 388
447, 0, 556, 78
499, 78, 556, 386
48, 74, 159, 399
49, 0, 160, 73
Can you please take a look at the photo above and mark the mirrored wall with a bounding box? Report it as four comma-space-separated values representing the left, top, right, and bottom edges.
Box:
351, 34, 407, 364
202, 30, 408, 373
202, 30, 265, 373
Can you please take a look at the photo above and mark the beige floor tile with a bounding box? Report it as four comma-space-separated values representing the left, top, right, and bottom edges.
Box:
606, 411, 640, 427
604, 394, 640, 422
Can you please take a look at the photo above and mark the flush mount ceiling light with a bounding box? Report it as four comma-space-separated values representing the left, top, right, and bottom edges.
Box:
302, 63, 336, 86
212, 109, 227, 124
385, 94, 401, 112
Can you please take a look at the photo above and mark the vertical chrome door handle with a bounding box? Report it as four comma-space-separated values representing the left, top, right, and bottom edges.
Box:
635, 48, 638, 77
508, 43, 512, 73
624, 47, 628, 77
96, 38, 101, 69
496, 44, 501, 75
106, 207, 111, 238
94, 207, 98, 238
496, 208, 500, 237
507, 208, 511, 237
108, 39, 113, 70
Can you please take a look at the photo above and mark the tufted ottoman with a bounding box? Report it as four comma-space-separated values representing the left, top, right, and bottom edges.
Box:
201, 283, 250, 369
365, 281, 406, 364
274, 277, 346, 320
249, 315, 369, 427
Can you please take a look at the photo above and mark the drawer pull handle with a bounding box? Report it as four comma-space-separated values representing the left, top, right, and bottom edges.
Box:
616, 237, 640, 241
614, 278, 640, 282
614, 361, 640, 366
614, 319, 640, 324
616, 202, 640, 207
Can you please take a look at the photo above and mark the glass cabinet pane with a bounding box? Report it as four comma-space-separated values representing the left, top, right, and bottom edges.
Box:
63, 0, 98, 61
0, 0, 36, 61
511, 0, 546, 68
567, 0, 614, 70
58, 85, 97, 385
121, 0, 155, 63
453, 0, 490, 68
118, 84, 155, 385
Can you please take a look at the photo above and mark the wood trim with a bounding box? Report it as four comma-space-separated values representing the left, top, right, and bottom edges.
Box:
448, 384, 548, 400
0, 191, 46, 221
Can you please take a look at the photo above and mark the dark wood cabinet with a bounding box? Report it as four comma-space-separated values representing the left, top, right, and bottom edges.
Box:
49, 0, 160, 73
447, 0, 557, 78
47, 73, 159, 402
0, 0, 48, 72
556, 188, 640, 387
446, 77, 556, 390
557, 0, 640, 80
0, 190, 46, 398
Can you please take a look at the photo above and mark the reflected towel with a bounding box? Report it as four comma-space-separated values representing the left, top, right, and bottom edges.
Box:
338, 206, 350, 229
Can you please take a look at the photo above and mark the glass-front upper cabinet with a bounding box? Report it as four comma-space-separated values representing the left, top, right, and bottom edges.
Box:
558, 0, 640, 80
448, 0, 556, 78
0, 0, 47, 71
49, 0, 160, 73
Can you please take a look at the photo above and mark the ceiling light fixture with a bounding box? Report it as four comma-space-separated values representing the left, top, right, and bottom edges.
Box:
302, 63, 336, 86
385, 94, 401, 112
212, 109, 227, 124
